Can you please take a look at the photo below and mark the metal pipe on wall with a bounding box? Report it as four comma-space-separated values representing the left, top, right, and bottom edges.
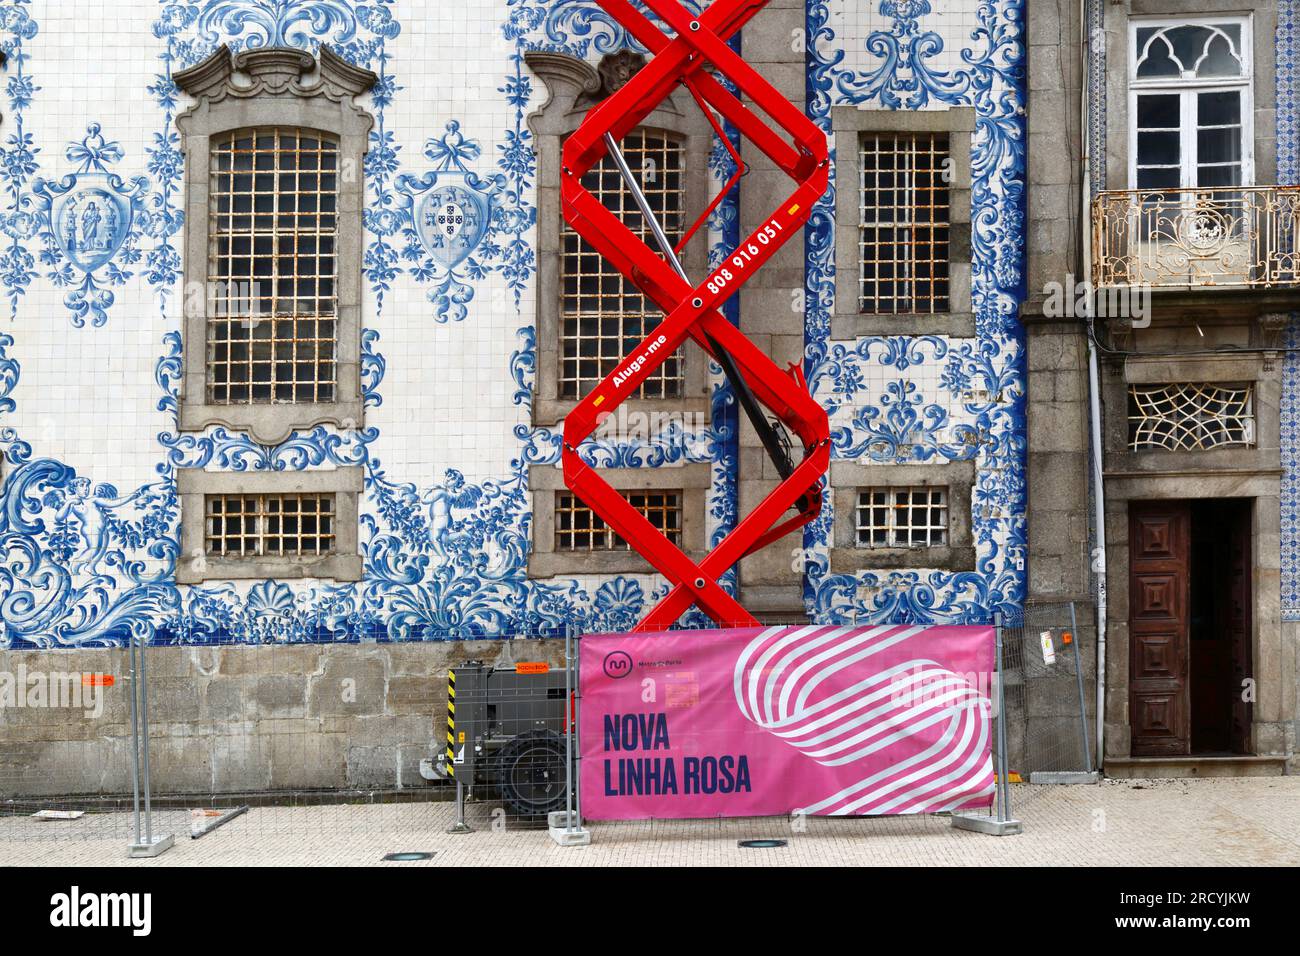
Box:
1080, 0, 1108, 770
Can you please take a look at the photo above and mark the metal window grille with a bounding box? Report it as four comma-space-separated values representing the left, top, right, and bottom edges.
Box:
856, 486, 949, 548
555, 490, 682, 551
205, 493, 337, 556
208, 128, 339, 404
860, 133, 951, 314
1128, 382, 1255, 450
560, 128, 685, 400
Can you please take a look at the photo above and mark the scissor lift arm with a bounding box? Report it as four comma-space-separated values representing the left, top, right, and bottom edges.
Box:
561, 0, 831, 630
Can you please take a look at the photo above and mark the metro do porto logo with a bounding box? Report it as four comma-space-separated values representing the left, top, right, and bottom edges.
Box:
603, 651, 633, 679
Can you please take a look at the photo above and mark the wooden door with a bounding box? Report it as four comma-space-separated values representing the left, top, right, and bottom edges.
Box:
1129, 502, 1190, 756
1226, 501, 1253, 754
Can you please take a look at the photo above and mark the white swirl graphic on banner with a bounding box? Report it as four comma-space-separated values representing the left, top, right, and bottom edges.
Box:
733, 625, 995, 816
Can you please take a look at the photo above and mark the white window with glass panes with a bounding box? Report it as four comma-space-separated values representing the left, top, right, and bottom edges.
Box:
1130, 18, 1252, 191
1128, 18, 1253, 283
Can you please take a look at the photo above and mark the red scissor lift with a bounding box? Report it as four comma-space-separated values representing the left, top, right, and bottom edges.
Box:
561, 0, 831, 630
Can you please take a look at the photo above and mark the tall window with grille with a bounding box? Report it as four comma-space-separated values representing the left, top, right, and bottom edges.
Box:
554, 490, 682, 551
208, 128, 338, 404
859, 133, 951, 314
560, 128, 685, 399
856, 487, 949, 548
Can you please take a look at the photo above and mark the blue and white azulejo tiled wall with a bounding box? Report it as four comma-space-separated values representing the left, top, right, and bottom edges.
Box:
0, 0, 1032, 648
1278, 0, 1300, 623
801, 0, 1029, 623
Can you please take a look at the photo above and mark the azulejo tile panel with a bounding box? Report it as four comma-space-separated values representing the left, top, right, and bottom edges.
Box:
801, 0, 1028, 624
0, 0, 730, 646
1278, 0, 1300, 621
0, 1, 1036, 647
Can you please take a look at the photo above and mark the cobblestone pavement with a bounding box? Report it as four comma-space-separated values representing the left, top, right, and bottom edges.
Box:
2, 777, 1298, 866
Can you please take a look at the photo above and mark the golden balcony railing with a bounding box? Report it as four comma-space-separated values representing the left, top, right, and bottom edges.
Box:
1092, 185, 1300, 289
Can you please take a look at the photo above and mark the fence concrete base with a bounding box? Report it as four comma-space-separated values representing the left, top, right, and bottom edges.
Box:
1028, 771, 1100, 785
950, 813, 1023, 836
127, 833, 175, 858
548, 810, 591, 846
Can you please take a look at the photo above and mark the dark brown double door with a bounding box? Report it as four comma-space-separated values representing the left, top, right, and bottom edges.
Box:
1129, 500, 1252, 757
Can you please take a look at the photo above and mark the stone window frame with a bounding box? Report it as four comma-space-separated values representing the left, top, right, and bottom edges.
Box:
1102, 349, 1281, 475
828, 460, 977, 572
525, 51, 714, 428
174, 45, 377, 446
1108, 2, 1275, 192
830, 106, 975, 339
1098, 346, 1285, 761
1125, 380, 1256, 452
176, 465, 363, 583
527, 463, 710, 577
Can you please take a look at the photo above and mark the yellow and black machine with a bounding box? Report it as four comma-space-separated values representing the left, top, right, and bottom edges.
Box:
431, 660, 571, 819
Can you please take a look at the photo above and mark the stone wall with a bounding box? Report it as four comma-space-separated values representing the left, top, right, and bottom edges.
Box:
1021, 0, 1099, 756
1291, 620, 1300, 772
1023, 0, 1094, 606
736, 0, 810, 620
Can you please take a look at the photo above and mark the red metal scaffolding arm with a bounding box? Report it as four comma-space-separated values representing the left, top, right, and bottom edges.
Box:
559, 0, 831, 629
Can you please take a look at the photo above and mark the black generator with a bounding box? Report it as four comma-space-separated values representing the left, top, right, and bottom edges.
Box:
431, 660, 571, 819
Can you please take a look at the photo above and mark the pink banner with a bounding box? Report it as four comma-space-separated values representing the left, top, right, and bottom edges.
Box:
580, 624, 996, 820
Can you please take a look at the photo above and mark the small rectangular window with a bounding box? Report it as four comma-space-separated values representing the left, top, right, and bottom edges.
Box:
560, 129, 685, 400
555, 490, 682, 551
208, 128, 340, 405
856, 487, 949, 548
859, 133, 950, 314
206, 492, 337, 557
1127, 382, 1255, 451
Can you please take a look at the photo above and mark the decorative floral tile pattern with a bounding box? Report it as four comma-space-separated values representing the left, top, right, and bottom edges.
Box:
0, 1, 1034, 646
801, 0, 1028, 623
1279, 0, 1299, 621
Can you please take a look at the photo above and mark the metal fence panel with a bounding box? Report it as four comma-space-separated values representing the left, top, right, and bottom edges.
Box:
999, 602, 1097, 785
3, 614, 1088, 858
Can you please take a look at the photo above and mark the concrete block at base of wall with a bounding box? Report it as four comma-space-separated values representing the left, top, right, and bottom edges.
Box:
307, 654, 387, 719
346, 744, 401, 789
202, 678, 248, 723
269, 727, 347, 791
252, 675, 308, 718
1255, 720, 1298, 759
210, 734, 273, 793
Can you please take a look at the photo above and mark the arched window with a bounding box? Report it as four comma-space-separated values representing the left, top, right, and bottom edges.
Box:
175, 46, 376, 446
1130, 18, 1252, 191
523, 51, 713, 580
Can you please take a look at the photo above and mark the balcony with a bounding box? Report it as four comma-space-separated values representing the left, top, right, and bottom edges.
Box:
1092, 186, 1300, 290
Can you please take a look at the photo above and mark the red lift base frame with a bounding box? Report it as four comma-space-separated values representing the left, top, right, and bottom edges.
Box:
561, 0, 831, 630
